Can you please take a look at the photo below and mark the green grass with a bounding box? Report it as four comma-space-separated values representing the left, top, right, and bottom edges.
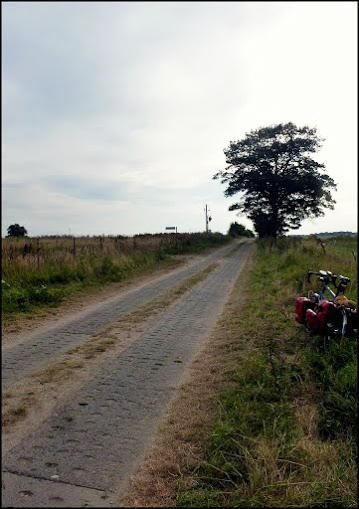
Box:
176, 235, 357, 507
2, 251, 172, 319
304, 338, 357, 441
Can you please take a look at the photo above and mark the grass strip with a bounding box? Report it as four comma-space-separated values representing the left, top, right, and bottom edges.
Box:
224, 240, 247, 258
116, 262, 219, 327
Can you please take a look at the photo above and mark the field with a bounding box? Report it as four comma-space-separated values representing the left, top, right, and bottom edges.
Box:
1, 232, 230, 324
120, 235, 358, 507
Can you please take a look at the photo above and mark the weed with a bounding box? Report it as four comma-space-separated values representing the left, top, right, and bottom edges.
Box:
2, 405, 27, 426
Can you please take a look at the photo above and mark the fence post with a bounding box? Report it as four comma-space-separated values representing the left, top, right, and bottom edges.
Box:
37, 237, 40, 269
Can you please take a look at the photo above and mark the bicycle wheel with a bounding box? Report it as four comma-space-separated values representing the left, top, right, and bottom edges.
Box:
322, 334, 331, 353
322, 321, 340, 352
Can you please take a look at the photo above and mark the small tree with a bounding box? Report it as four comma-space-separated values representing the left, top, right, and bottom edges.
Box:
214, 122, 337, 238
7, 224, 28, 237
228, 222, 254, 238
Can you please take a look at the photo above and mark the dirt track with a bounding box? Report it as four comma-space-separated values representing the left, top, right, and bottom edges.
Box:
2, 241, 252, 507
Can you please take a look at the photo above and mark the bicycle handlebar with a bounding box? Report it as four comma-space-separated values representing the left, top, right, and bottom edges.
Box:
306, 270, 350, 287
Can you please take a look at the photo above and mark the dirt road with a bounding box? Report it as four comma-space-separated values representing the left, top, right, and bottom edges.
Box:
2, 240, 252, 507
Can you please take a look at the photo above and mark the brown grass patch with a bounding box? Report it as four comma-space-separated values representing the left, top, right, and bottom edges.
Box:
2, 405, 27, 427
2, 359, 85, 429
293, 398, 320, 439
32, 359, 85, 385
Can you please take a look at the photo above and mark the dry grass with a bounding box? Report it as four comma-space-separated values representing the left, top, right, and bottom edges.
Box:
2, 358, 85, 430
2, 405, 27, 427
31, 359, 85, 385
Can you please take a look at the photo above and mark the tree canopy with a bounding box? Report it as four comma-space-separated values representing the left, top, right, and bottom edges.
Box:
7, 224, 28, 237
228, 222, 254, 238
214, 123, 337, 238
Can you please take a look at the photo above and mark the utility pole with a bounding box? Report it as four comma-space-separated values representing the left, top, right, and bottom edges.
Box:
204, 204, 212, 233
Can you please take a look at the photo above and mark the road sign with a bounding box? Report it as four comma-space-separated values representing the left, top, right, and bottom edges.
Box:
165, 227, 176, 230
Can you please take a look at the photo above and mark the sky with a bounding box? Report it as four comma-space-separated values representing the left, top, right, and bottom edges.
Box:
2, 1, 357, 237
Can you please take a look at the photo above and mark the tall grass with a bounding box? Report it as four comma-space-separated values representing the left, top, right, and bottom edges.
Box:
1, 232, 231, 321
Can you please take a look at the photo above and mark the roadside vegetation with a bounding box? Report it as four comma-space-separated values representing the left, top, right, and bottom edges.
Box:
177, 235, 357, 507
121, 235, 357, 507
1, 232, 230, 324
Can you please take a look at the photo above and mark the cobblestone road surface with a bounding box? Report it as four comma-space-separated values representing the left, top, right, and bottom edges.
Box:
2, 242, 236, 389
2, 242, 252, 507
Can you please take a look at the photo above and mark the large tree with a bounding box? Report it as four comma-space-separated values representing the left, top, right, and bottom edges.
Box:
213, 123, 337, 238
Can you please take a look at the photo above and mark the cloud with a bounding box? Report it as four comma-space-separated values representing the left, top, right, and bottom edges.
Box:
2, 2, 357, 236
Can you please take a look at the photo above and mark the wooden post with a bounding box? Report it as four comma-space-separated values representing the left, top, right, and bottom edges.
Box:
316, 237, 326, 255
37, 237, 40, 269
73, 236, 76, 257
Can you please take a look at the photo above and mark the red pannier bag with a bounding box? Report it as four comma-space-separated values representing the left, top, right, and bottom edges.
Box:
316, 301, 338, 335
306, 308, 320, 332
294, 297, 315, 324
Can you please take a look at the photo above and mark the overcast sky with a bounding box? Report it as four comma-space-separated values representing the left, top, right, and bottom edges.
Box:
2, 1, 357, 237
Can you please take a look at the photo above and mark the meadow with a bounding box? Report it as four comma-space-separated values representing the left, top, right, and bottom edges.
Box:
1, 232, 230, 323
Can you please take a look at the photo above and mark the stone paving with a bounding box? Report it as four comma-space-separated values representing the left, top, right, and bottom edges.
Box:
2, 242, 252, 507
2, 242, 236, 389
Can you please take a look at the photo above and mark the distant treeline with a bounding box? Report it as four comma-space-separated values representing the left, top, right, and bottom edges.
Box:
315, 232, 357, 237
292, 232, 357, 238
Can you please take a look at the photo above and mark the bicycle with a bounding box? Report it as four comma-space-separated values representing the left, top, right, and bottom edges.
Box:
294, 270, 358, 352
